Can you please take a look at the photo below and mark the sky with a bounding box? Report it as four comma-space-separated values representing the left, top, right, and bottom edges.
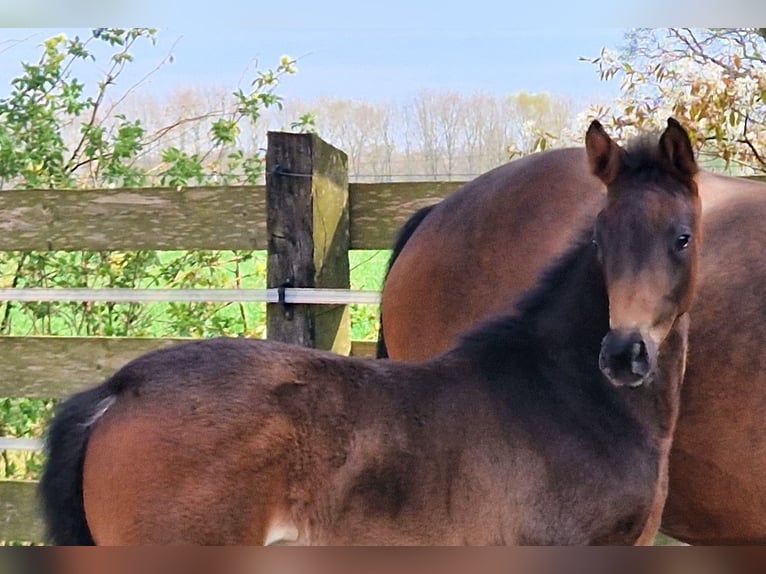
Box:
0, 26, 629, 108
3, 0, 763, 119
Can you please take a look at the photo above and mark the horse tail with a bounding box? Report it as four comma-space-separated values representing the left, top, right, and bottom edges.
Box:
376, 204, 437, 358
39, 380, 119, 545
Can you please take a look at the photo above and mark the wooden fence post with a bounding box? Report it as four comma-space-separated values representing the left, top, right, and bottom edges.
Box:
266, 131, 351, 354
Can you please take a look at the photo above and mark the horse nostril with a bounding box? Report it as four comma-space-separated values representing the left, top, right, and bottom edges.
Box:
600, 331, 652, 386
630, 340, 650, 377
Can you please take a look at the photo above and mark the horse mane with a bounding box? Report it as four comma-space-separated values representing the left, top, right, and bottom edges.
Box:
512, 227, 600, 320
455, 226, 604, 363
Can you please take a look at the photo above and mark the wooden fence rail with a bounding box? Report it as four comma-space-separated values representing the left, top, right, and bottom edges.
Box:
0, 132, 463, 543
0, 180, 459, 251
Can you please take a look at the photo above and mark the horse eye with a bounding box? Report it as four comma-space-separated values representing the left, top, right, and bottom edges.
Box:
674, 234, 691, 251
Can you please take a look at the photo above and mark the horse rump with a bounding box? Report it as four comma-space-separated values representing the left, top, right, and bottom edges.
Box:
376, 203, 436, 358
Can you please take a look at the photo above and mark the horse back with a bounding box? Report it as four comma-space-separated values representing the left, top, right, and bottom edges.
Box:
80, 338, 454, 544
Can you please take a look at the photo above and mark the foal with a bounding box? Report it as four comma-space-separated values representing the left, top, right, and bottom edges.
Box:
40, 119, 701, 545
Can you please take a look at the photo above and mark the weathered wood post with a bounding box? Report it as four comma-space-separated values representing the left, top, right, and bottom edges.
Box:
266, 131, 351, 354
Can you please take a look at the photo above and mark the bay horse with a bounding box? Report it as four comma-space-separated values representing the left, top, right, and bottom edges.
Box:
379, 126, 766, 546
40, 119, 701, 546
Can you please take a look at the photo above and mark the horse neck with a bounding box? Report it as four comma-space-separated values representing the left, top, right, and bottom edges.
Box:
528, 242, 689, 444
456, 235, 689, 445
624, 312, 689, 442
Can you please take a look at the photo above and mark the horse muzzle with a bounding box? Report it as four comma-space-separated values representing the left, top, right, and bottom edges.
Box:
599, 329, 656, 388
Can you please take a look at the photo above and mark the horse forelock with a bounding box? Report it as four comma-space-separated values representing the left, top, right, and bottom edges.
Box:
616, 134, 697, 193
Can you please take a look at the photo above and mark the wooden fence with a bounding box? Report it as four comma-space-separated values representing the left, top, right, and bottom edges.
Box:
0, 132, 466, 543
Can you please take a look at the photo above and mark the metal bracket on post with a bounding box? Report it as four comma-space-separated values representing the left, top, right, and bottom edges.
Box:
271, 163, 285, 178
277, 279, 293, 320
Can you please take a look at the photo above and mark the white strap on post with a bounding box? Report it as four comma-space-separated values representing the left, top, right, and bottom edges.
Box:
0, 288, 381, 305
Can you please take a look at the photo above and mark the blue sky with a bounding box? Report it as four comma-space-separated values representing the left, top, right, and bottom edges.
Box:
5, 0, 763, 106
1, 26, 629, 106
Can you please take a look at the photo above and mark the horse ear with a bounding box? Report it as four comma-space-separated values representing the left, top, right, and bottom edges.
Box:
585, 120, 624, 186
659, 117, 698, 181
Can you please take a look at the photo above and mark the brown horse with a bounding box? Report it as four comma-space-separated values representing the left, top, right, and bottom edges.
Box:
379, 127, 766, 546
40, 120, 701, 546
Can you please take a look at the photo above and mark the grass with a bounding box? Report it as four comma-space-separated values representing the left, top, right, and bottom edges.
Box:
349, 249, 390, 341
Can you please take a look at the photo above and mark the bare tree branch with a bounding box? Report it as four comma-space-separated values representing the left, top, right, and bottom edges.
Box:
0, 32, 40, 57
101, 35, 182, 121
739, 114, 766, 169
66, 35, 136, 172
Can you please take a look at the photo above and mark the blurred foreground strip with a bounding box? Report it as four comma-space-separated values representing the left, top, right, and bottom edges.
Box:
3, 547, 762, 574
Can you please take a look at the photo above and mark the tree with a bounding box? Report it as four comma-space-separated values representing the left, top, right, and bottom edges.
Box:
278, 91, 576, 182
0, 29, 303, 190
0, 28, 303, 340
0, 28, 308, 486
582, 28, 766, 174
505, 92, 572, 157
284, 98, 394, 181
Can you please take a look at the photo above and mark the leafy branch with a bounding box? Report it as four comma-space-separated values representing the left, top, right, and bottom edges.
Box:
583, 28, 766, 174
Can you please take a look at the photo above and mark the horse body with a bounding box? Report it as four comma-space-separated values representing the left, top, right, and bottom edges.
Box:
78, 259, 670, 545
380, 149, 766, 545
42, 121, 701, 546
